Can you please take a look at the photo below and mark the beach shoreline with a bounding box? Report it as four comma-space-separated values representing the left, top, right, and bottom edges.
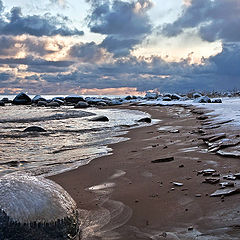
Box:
49, 104, 240, 239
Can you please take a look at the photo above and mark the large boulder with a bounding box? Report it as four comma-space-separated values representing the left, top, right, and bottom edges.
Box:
65, 95, 84, 104
0, 101, 4, 106
12, 93, 32, 105
74, 101, 89, 108
0, 173, 79, 240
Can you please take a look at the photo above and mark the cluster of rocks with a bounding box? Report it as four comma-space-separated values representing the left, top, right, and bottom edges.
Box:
0, 91, 224, 108
143, 91, 222, 103
0, 93, 126, 108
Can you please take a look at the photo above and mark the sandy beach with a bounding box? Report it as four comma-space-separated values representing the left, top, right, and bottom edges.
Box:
50, 104, 240, 239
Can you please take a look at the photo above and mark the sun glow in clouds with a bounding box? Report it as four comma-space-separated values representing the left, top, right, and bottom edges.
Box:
0, 0, 239, 94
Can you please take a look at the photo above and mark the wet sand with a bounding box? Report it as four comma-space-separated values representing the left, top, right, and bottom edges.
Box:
50, 104, 240, 239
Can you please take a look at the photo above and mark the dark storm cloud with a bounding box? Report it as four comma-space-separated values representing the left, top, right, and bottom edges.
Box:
100, 36, 138, 57
0, 56, 73, 68
38, 43, 240, 92
162, 0, 240, 42
69, 42, 107, 63
0, 1, 83, 36
87, 0, 153, 56
0, 36, 18, 55
0, 72, 12, 82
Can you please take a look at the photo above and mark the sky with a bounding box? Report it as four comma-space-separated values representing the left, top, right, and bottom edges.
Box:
0, 0, 239, 95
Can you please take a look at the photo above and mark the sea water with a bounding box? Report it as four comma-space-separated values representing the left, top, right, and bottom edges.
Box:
0, 95, 151, 177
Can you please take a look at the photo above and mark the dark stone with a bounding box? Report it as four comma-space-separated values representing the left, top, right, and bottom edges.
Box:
1, 98, 11, 103
12, 93, 32, 105
151, 157, 174, 163
125, 95, 132, 100
137, 117, 151, 123
0, 101, 4, 106
37, 101, 47, 107
90, 116, 109, 122
212, 98, 222, 103
32, 95, 47, 104
74, 101, 89, 108
65, 95, 84, 104
47, 102, 60, 107
23, 126, 46, 132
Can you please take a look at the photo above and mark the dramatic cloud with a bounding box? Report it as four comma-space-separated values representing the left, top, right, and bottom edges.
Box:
87, 0, 153, 56
69, 42, 111, 63
0, 1, 83, 36
162, 0, 240, 42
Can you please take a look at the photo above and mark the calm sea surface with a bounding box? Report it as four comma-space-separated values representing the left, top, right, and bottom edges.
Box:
0, 95, 150, 177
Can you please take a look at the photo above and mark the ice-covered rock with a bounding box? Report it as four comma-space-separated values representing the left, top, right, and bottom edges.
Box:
163, 93, 172, 98
111, 99, 122, 105
193, 96, 211, 103
212, 98, 222, 103
171, 94, 181, 100
193, 92, 202, 98
162, 96, 172, 101
0, 173, 79, 239
12, 93, 32, 105
145, 92, 158, 99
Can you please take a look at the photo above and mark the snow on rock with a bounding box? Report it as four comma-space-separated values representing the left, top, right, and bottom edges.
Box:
193, 96, 211, 103
0, 173, 77, 223
0, 172, 79, 239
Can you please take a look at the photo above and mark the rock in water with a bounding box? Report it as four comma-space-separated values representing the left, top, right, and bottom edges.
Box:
12, 93, 32, 105
90, 115, 109, 122
137, 117, 151, 123
23, 126, 46, 132
0, 173, 79, 240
